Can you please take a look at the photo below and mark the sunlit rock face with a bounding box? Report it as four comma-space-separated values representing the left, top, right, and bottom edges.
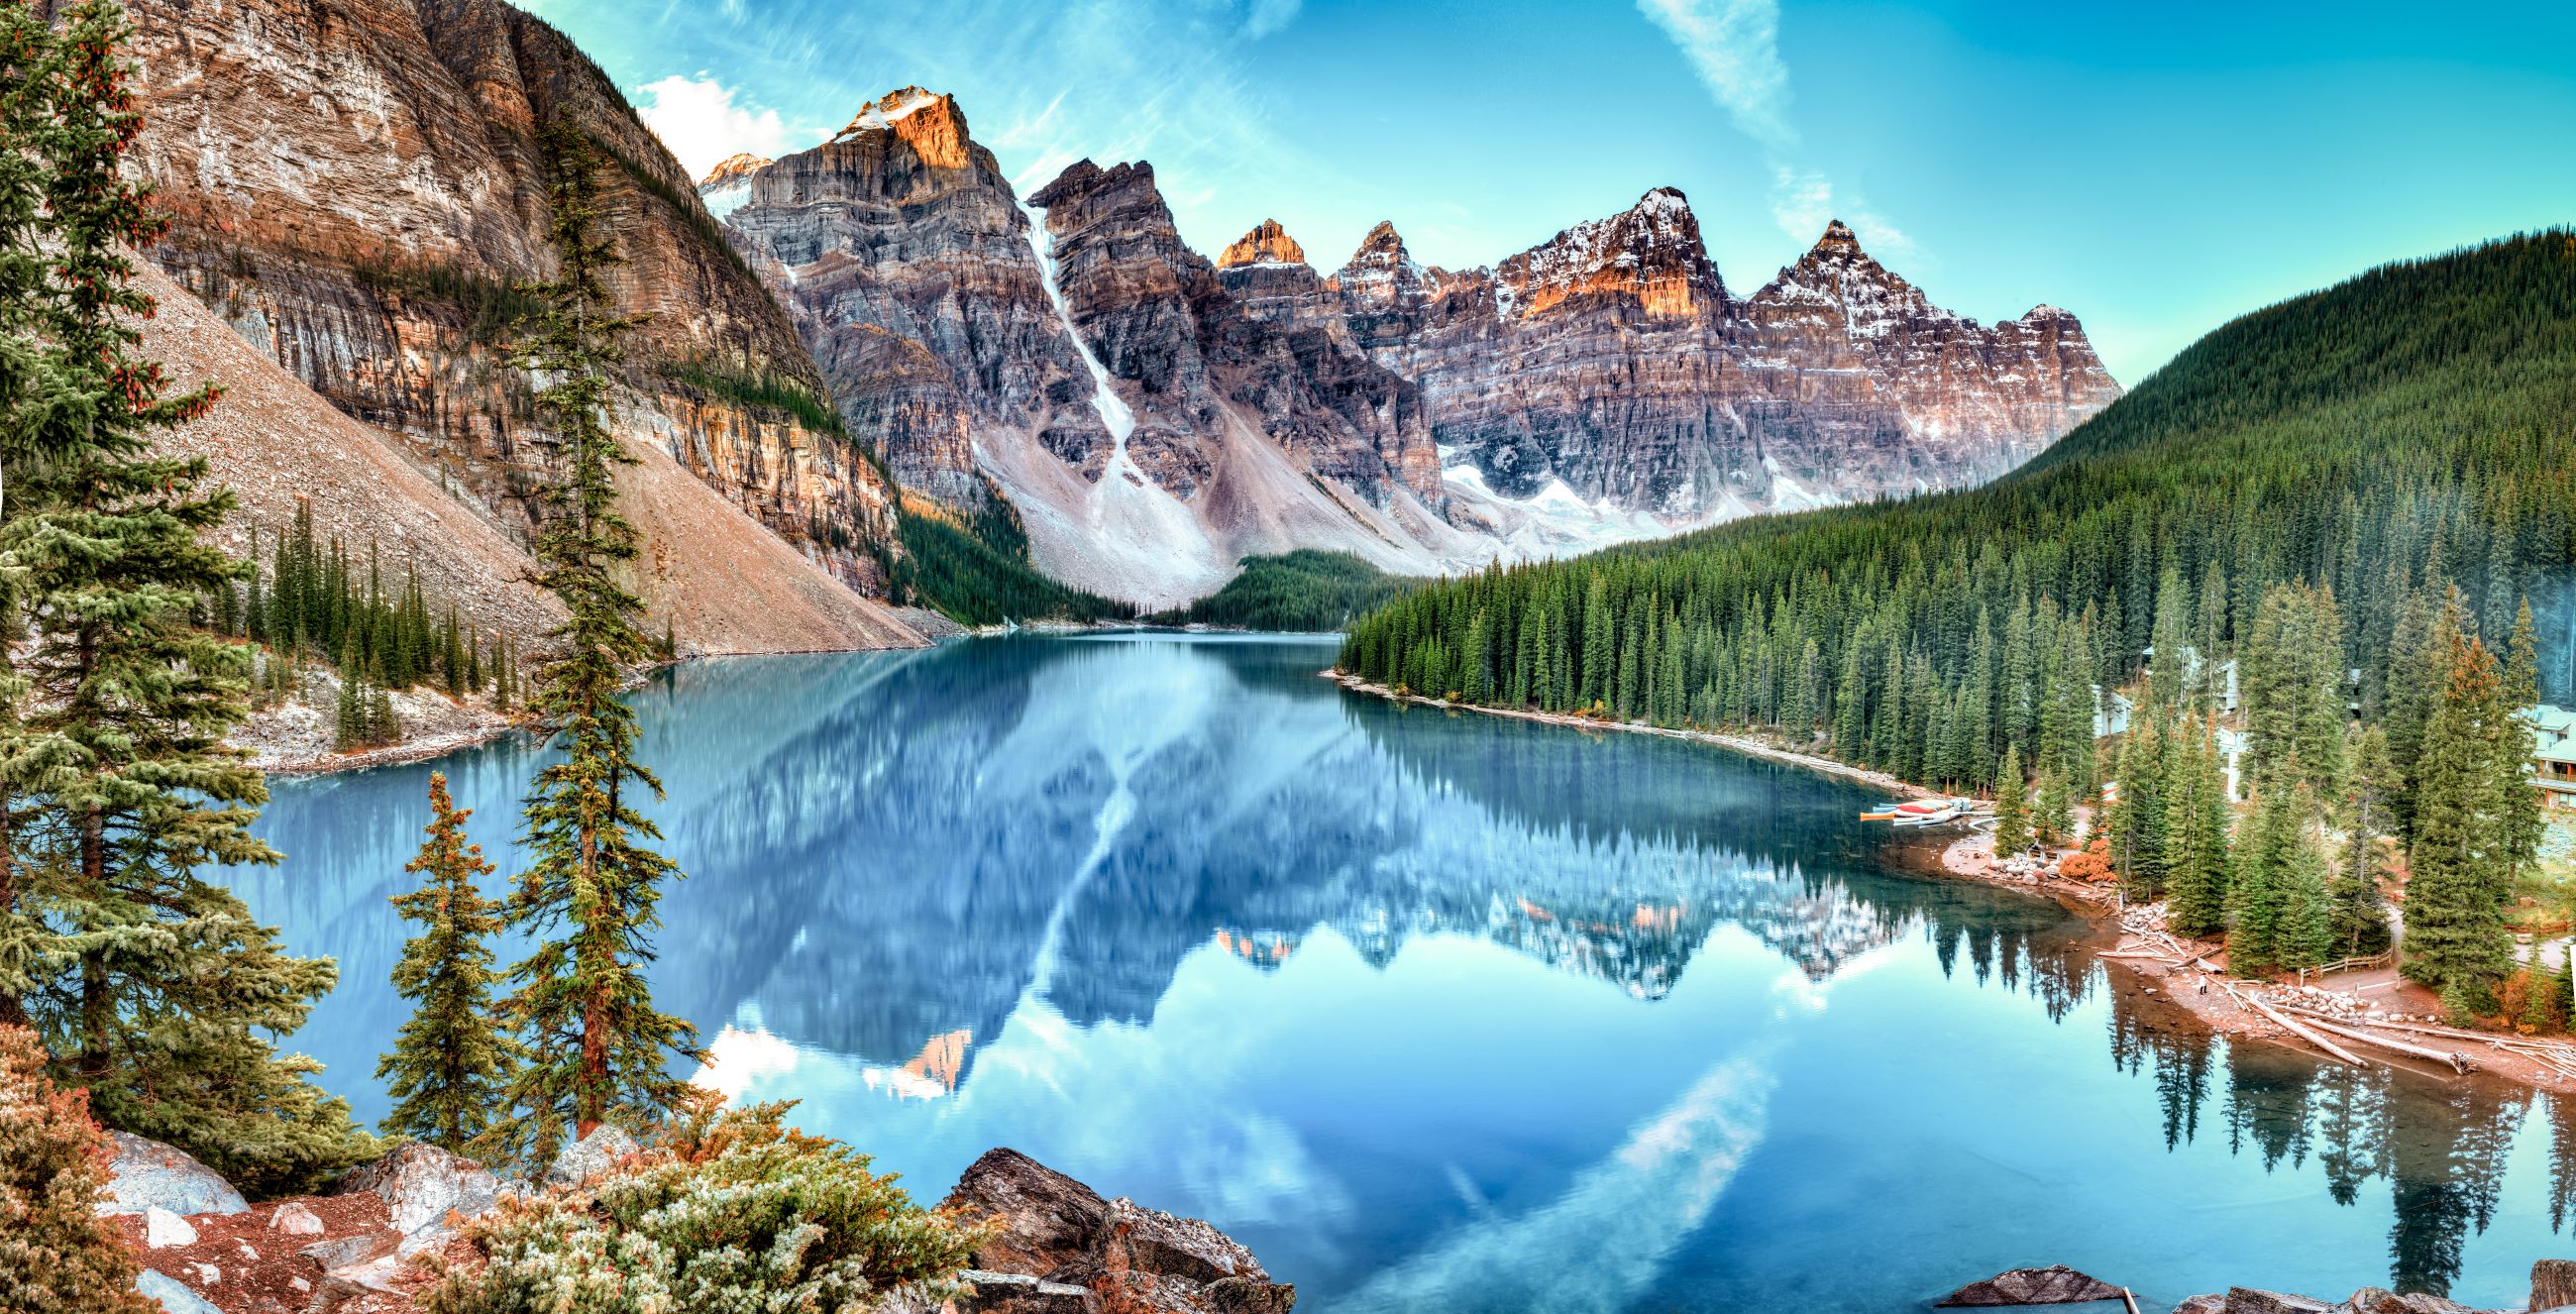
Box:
119, 0, 900, 596
1287, 196, 2123, 519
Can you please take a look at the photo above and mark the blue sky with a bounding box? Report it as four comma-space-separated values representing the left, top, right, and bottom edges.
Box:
526, 0, 2576, 384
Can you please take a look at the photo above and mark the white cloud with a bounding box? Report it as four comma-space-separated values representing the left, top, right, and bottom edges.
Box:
633, 74, 804, 181
1768, 166, 1916, 257
1633, 0, 1793, 152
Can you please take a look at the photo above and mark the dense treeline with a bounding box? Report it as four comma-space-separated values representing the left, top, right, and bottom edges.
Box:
1155, 550, 1421, 631
215, 502, 525, 748
893, 492, 1129, 625
1342, 230, 2576, 1004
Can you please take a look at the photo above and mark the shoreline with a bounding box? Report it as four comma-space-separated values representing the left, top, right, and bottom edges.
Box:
1326, 669, 2576, 1097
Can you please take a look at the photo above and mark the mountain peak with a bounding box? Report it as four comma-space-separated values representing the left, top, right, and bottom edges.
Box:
834, 86, 946, 139
698, 153, 771, 191
1218, 218, 1307, 270
1815, 219, 1862, 255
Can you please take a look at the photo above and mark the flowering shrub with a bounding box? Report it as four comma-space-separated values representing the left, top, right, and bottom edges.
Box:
420, 1094, 986, 1313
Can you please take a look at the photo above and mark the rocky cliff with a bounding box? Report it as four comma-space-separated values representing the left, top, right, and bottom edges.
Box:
116, 0, 907, 614
1305, 196, 2122, 522
713, 91, 1478, 605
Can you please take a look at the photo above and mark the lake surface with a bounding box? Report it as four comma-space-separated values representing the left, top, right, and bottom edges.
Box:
219, 634, 2576, 1312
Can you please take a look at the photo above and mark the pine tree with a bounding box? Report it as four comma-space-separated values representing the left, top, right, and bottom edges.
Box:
2402, 627, 2518, 1004
0, 0, 367, 1193
496, 119, 700, 1168
0, 0, 57, 1029
1991, 743, 2029, 857
2504, 599, 2547, 886
0, 1026, 154, 1314
2034, 765, 2071, 846
2164, 717, 2233, 940
2228, 783, 2302, 976
2328, 725, 2396, 958
378, 774, 514, 1153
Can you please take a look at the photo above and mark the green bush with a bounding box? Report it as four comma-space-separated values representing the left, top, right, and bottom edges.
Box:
420, 1096, 986, 1314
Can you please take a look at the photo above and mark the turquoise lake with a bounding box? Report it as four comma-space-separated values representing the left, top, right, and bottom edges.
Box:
217, 633, 2576, 1312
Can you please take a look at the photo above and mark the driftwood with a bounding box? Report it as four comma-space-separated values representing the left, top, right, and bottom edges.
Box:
2224, 982, 2362, 1066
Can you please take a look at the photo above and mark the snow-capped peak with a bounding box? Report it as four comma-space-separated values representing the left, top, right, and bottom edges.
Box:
832, 86, 945, 141
1217, 218, 1307, 271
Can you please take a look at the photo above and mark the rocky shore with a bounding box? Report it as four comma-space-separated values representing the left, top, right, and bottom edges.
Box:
103, 1130, 1291, 1314
2176, 1264, 2576, 1313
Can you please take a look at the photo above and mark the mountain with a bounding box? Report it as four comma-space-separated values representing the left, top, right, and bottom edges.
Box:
715, 93, 1483, 606
705, 93, 2117, 605
1301, 196, 2121, 521
1339, 231, 2576, 777
117, 0, 919, 649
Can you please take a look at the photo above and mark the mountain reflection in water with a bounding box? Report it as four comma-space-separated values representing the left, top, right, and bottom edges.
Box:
220, 634, 2576, 1312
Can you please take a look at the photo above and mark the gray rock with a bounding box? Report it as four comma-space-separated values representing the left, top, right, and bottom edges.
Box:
331, 1142, 501, 1247
269, 1201, 326, 1236
298, 1233, 397, 1272
2223, 1291, 2336, 1314
2337, 1289, 2395, 1312
101, 1132, 247, 1217
134, 1268, 221, 1314
2173, 1300, 2226, 1314
1106, 1195, 1261, 1285
2356, 1294, 2474, 1314
144, 1205, 198, 1249
951, 1269, 1097, 1313
1205, 1275, 1298, 1313
543, 1125, 640, 1189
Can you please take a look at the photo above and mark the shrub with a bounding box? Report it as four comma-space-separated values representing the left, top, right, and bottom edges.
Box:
0, 1026, 154, 1314
419, 1094, 986, 1314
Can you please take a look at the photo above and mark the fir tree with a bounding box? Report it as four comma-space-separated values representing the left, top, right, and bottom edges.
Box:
1991, 743, 2029, 857
2328, 725, 2396, 958
378, 774, 514, 1153
2034, 765, 2071, 846
0, 0, 367, 1193
2504, 599, 2547, 886
2402, 627, 2520, 1004
2165, 716, 2234, 940
496, 119, 700, 1168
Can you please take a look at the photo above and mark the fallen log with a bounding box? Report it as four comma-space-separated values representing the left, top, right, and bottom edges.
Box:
2292, 1014, 2474, 1074
2226, 983, 2363, 1066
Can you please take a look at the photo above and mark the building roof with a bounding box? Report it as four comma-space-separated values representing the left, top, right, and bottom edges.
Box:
2528, 705, 2576, 765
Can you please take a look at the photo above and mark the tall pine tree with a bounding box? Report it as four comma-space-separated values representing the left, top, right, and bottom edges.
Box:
496, 119, 700, 1168
379, 773, 514, 1153
2402, 627, 2520, 1003
0, 0, 366, 1193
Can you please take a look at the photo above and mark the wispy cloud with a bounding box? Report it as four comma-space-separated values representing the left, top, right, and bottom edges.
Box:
1634, 0, 1793, 153
633, 74, 812, 180
1242, 0, 1302, 40
1637, 0, 1912, 256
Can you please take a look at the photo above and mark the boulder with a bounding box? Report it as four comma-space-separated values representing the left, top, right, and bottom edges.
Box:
101, 1132, 247, 1217
2538, 1260, 2576, 1313
144, 1205, 198, 1249
268, 1201, 326, 1236
2353, 1294, 2474, 1314
2223, 1291, 2336, 1314
2337, 1290, 2396, 1312
299, 1233, 398, 1273
2173, 1300, 2226, 1314
134, 1268, 221, 1314
331, 1141, 501, 1248
943, 1148, 1113, 1277
544, 1125, 639, 1189
1935, 1265, 2125, 1306
951, 1269, 1098, 1313
939, 1150, 1293, 1314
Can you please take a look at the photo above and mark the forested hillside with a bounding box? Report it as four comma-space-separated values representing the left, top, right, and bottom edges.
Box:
1157, 551, 1424, 631
1340, 230, 2576, 1000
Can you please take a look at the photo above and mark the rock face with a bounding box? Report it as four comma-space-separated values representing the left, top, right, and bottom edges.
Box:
938, 1148, 1295, 1314
329, 1142, 503, 1252
714, 91, 1474, 606
119, 0, 905, 605
1308, 195, 2121, 518
101, 1133, 249, 1218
